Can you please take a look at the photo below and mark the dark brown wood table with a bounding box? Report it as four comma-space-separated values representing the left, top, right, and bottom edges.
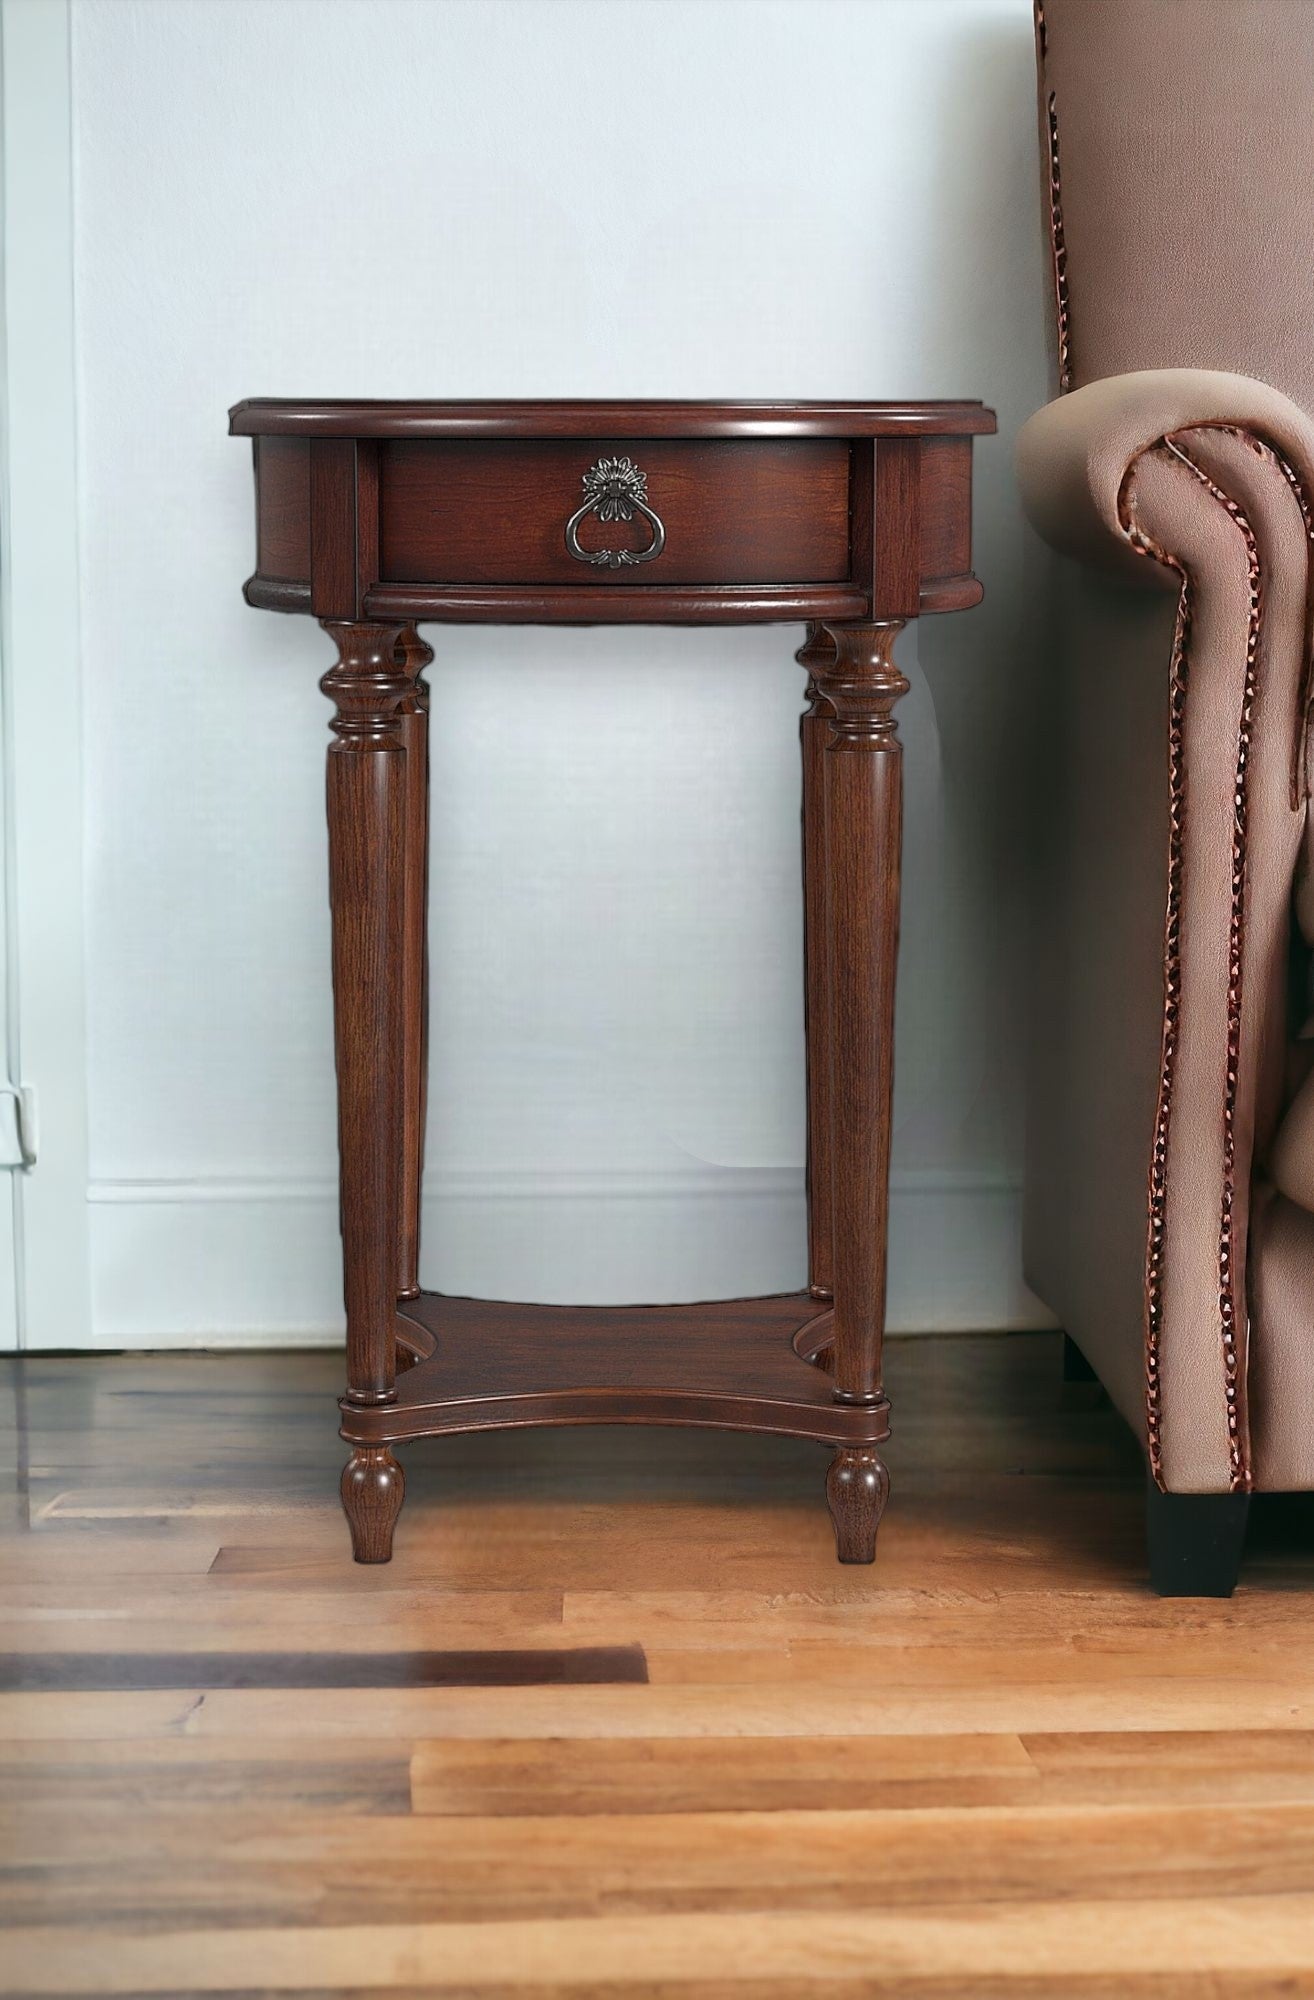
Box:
228, 398, 994, 1565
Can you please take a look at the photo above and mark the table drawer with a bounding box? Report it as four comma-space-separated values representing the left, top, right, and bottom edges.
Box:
377, 438, 852, 587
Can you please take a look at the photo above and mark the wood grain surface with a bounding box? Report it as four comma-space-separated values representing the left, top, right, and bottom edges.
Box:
356, 1292, 887, 1449
230, 398, 996, 440
236, 397, 993, 624
5, 1332, 1314, 1994
378, 439, 851, 587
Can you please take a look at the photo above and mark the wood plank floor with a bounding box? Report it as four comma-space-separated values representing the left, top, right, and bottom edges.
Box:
5, 1330, 1314, 1996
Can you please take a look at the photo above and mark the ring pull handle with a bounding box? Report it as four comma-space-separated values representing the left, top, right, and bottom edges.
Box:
565, 455, 666, 569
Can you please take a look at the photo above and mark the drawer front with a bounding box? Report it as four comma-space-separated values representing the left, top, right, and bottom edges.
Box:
378, 439, 851, 587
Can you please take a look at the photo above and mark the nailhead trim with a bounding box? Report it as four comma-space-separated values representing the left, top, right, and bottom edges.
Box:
1114, 425, 1314, 1493
1216, 425, 1314, 811
1119, 461, 1188, 1487
1045, 90, 1072, 393
1162, 437, 1260, 1494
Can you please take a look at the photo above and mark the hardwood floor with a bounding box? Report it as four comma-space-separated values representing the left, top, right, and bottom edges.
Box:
4, 1329, 1314, 1996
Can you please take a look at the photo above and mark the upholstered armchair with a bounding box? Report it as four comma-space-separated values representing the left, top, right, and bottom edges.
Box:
1020, 0, 1314, 1593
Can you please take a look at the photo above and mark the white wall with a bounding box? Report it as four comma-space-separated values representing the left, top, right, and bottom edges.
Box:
15, 0, 1055, 1345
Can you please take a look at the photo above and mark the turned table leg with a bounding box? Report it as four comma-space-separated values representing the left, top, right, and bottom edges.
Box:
396, 624, 434, 1325
809, 621, 907, 1562
340, 1446, 406, 1563
797, 624, 836, 1304
321, 619, 420, 1562
825, 1446, 891, 1563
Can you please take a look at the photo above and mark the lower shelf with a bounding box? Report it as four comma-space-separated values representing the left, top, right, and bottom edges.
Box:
339, 1290, 889, 1449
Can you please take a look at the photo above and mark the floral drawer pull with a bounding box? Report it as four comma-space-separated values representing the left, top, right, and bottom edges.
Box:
565, 455, 666, 569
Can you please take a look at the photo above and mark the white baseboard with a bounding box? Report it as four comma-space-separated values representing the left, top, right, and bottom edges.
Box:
65, 1165, 1053, 1351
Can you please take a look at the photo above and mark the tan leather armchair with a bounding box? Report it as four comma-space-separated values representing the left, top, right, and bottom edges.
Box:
1020, 0, 1314, 1593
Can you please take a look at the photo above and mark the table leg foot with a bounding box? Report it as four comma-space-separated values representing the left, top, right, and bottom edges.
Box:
825, 1445, 889, 1564
341, 1446, 405, 1563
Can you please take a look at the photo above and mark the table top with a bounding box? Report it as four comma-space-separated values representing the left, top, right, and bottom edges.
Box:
229, 398, 997, 440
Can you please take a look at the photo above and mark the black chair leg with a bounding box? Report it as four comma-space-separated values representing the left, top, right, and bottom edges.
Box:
1145, 1475, 1250, 1597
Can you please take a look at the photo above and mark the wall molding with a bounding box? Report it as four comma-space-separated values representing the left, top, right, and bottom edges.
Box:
80, 1165, 1053, 1350
0, 0, 91, 1348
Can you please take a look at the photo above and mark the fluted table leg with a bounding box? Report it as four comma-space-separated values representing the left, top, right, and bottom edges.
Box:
797, 624, 836, 1304
396, 624, 434, 1325
320, 619, 420, 1562
810, 620, 908, 1562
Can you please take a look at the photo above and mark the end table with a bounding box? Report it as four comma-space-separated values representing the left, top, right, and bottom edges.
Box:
228, 398, 995, 1564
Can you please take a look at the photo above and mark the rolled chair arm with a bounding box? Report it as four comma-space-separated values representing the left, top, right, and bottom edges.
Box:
1017, 367, 1314, 577
1020, 368, 1314, 1495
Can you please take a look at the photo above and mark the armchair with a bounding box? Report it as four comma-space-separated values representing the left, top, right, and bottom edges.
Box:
1020, 0, 1314, 1592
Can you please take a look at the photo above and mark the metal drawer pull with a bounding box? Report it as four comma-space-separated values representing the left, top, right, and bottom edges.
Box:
565, 455, 666, 568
